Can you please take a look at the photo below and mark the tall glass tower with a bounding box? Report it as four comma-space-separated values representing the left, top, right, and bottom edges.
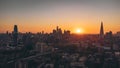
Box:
13, 25, 18, 46
100, 22, 104, 38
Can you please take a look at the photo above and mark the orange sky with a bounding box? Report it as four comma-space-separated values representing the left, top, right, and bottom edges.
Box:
0, 0, 120, 34
0, 17, 120, 34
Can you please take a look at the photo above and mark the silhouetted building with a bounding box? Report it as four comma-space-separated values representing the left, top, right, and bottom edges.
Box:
105, 31, 113, 39
52, 26, 62, 43
12, 25, 18, 46
64, 30, 70, 36
100, 22, 104, 38
105, 31, 114, 51
116, 31, 120, 37
63, 30, 71, 42
6, 31, 9, 35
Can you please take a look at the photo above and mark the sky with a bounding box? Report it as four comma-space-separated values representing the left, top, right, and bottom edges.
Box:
0, 0, 120, 34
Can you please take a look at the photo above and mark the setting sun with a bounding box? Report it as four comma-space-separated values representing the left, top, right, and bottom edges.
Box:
76, 29, 81, 33
75, 28, 84, 34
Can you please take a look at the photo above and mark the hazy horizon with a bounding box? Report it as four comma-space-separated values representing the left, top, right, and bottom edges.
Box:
0, 0, 120, 34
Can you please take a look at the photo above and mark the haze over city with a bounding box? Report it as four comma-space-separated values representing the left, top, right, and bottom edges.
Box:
1, 0, 120, 68
0, 0, 120, 34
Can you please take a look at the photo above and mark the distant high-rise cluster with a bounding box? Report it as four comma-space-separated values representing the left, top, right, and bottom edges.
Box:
53, 26, 62, 35
52, 26, 70, 43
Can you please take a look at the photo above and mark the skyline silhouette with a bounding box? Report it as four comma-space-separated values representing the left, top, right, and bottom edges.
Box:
0, 0, 120, 34
0, 22, 120, 35
0, 1, 120, 68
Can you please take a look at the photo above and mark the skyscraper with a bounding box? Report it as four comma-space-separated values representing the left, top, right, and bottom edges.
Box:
14, 25, 18, 33
13, 25, 18, 46
100, 22, 104, 38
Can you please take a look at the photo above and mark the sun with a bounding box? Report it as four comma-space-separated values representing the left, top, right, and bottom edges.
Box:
76, 29, 81, 33
75, 28, 84, 34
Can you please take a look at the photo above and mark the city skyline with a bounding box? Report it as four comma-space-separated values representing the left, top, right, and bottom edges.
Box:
0, 22, 119, 34
0, 0, 120, 34
0, 1, 120, 67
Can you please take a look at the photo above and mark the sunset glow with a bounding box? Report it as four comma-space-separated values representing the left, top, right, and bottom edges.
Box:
75, 28, 84, 34
0, 1, 120, 68
0, 0, 120, 34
